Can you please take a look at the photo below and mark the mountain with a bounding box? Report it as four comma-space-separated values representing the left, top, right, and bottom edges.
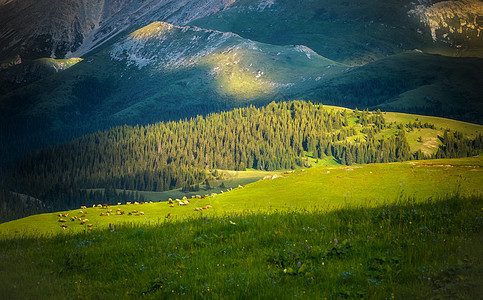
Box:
2, 0, 481, 65
191, 0, 483, 65
0, 0, 482, 161
0, 22, 345, 161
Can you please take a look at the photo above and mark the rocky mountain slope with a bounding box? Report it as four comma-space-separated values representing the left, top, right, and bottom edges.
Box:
0, 0, 236, 61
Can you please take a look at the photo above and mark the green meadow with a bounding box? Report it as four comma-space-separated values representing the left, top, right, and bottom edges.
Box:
0, 156, 481, 298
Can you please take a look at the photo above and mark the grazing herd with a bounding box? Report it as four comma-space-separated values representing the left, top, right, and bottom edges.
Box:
57, 184, 246, 230
57, 211, 90, 230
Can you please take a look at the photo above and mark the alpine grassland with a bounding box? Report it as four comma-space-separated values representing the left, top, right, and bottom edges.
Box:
0, 156, 482, 298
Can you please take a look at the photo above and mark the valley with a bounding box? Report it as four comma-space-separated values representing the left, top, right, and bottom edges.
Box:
0, 156, 481, 298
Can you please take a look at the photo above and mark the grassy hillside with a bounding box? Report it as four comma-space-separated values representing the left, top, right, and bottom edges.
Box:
0, 157, 481, 298
383, 110, 483, 155
303, 52, 483, 124
85, 169, 282, 204
2, 156, 481, 237
2, 101, 481, 223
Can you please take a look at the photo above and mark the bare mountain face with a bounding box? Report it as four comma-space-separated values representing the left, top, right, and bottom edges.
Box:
0, 0, 236, 62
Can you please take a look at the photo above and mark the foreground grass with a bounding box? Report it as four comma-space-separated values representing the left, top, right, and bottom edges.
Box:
0, 194, 481, 299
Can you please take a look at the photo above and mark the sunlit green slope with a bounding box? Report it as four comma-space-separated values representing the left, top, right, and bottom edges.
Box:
1, 156, 481, 238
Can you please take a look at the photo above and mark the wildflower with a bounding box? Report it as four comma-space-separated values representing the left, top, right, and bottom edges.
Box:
306, 245, 310, 252
334, 238, 338, 244
297, 262, 302, 267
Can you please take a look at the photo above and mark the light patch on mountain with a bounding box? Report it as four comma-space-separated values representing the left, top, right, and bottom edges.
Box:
109, 21, 243, 70
294, 45, 315, 59
409, 0, 483, 42
257, 0, 275, 11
